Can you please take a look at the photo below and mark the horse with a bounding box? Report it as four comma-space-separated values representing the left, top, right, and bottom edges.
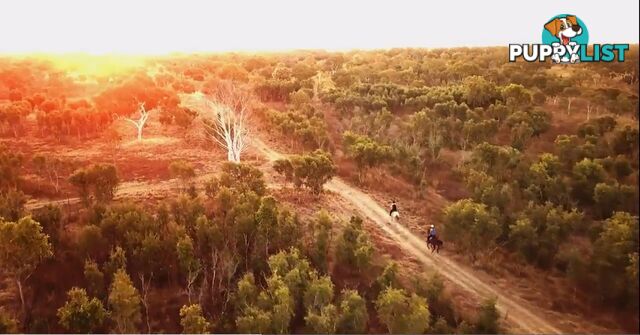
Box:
390, 210, 400, 222
427, 236, 443, 253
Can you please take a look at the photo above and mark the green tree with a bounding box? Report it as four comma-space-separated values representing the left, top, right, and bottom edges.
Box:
32, 204, 62, 246
108, 269, 141, 333
0, 145, 22, 191
289, 150, 336, 194
169, 160, 196, 192
0, 307, 18, 334
310, 210, 333, 272
610, 125, 639, 155
206, 162, 266, 197
104, 245, 127, 281
501, 84, 531, 107
69, 164, 119, 206
335, 216, 373, 272
0, 189, 26, 222
593, 182, 636, 219
304, 274, 337, 333
84, 258, 105, 298
343, 131, 392, 181
571, 158, 606, 205
591, 212, 639, 305
179, 304, 210, 334
375, 287, 430, 334
336, 289, 368, 333
376, 261, 400, 290
57, 287, 107, 333
475, 298, 500, 334
0, 216, 53, 317
176, 235, 201, 303
442, 199, 500, 260
463, 76, 498, 108
273, 158, 294, 187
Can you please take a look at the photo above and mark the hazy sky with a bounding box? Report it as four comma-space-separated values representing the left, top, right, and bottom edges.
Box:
1, 0, 638, 54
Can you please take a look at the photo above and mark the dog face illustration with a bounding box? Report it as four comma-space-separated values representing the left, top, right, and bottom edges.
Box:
544, 15, 583, 45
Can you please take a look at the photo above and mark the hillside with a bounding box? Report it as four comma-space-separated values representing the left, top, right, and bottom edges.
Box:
0, 47, 638, 333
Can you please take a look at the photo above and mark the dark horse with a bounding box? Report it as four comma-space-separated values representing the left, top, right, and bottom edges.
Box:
427, 236, 443, 253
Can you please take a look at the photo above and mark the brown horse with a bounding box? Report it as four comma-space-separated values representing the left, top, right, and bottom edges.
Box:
427, 236, 443, 253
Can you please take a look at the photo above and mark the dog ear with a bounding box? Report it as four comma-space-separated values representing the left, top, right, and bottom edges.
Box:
544, 18, 561, 37
566, 15, 578, 26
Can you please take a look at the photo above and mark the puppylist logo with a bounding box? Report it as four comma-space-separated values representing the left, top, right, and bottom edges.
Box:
509, 14, 629, 63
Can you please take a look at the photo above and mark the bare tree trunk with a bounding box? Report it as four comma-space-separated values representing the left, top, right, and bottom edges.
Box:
139, 273, 153, 334
122, 103, 150, 142
16, 278, 25, 320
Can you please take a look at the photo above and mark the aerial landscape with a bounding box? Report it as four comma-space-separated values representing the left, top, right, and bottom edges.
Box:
0, 1, 638, 334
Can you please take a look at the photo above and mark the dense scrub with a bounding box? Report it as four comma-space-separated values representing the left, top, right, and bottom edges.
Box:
0, 47, 638, 332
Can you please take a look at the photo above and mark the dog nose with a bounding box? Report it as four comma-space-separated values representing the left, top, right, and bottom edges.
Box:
572, 25, 581, 32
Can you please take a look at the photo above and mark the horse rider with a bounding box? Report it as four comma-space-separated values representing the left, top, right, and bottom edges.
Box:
389, 200, 399, 217
427, 224, 437, 243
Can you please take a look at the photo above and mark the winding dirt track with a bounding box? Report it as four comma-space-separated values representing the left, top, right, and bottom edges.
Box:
253, 139, 562, 335
26, 138, 562, 334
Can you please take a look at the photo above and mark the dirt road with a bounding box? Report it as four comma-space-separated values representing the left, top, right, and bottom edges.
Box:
27, 138, 562, 334
252, 139, 562, 334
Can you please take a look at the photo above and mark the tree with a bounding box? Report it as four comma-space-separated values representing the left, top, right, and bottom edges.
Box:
376, 261, 400, 290
0, 145, 22, 191
343, 131, 393, 181
501, 84, 531, 107
309, 210, 333, 272
84, 259, 105, 299
610, 125, 639, 155
571, 158, 606, 205
108, 269, 141, 333
0, 307, 18, 334
305, 304, 338, 333
32, 154, 65, 192
181, 83, 252, 162
177, 235, 201, 303
593, 182, 636, 219
170, 160, 196, 182
69, 164, 119, 206
0, 189, 26, 222
475, 297, 500, 334
206, 162, 266, 197
304, 274, 337, 333
57, 287, 107, 333
562, 87, 580, 115
289, 150, 336, 194
273, 158, 294, 187
120, 102, 151, 141
104, 245, 127, 281
179, 304, 210, 334
0, 216, 53, 318
336, 289, 368, 333
375, 287, 430, 334
442, 199, 501, 260
335, 216, 373, 272
170, 160, 196, 193
463, 76, 498, 108
591, 212, 639, 305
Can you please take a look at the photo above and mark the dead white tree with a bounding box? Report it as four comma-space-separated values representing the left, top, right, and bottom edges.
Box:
180, 83, 251, 162
121, 102, 150, 141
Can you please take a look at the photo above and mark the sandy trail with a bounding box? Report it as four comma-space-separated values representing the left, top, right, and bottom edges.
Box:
252, 139, 562, 334
26, 138, 562, 334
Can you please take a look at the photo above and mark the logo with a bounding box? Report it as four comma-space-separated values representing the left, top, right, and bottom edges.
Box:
509, 14, 628, 63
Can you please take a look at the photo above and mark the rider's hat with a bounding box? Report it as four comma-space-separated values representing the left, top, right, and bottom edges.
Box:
430, 224, 434, 227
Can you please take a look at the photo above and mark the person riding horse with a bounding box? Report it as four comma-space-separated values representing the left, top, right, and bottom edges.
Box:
427, 224, 437, 243
389, 200, 399, 220
427, 224, 443, 253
